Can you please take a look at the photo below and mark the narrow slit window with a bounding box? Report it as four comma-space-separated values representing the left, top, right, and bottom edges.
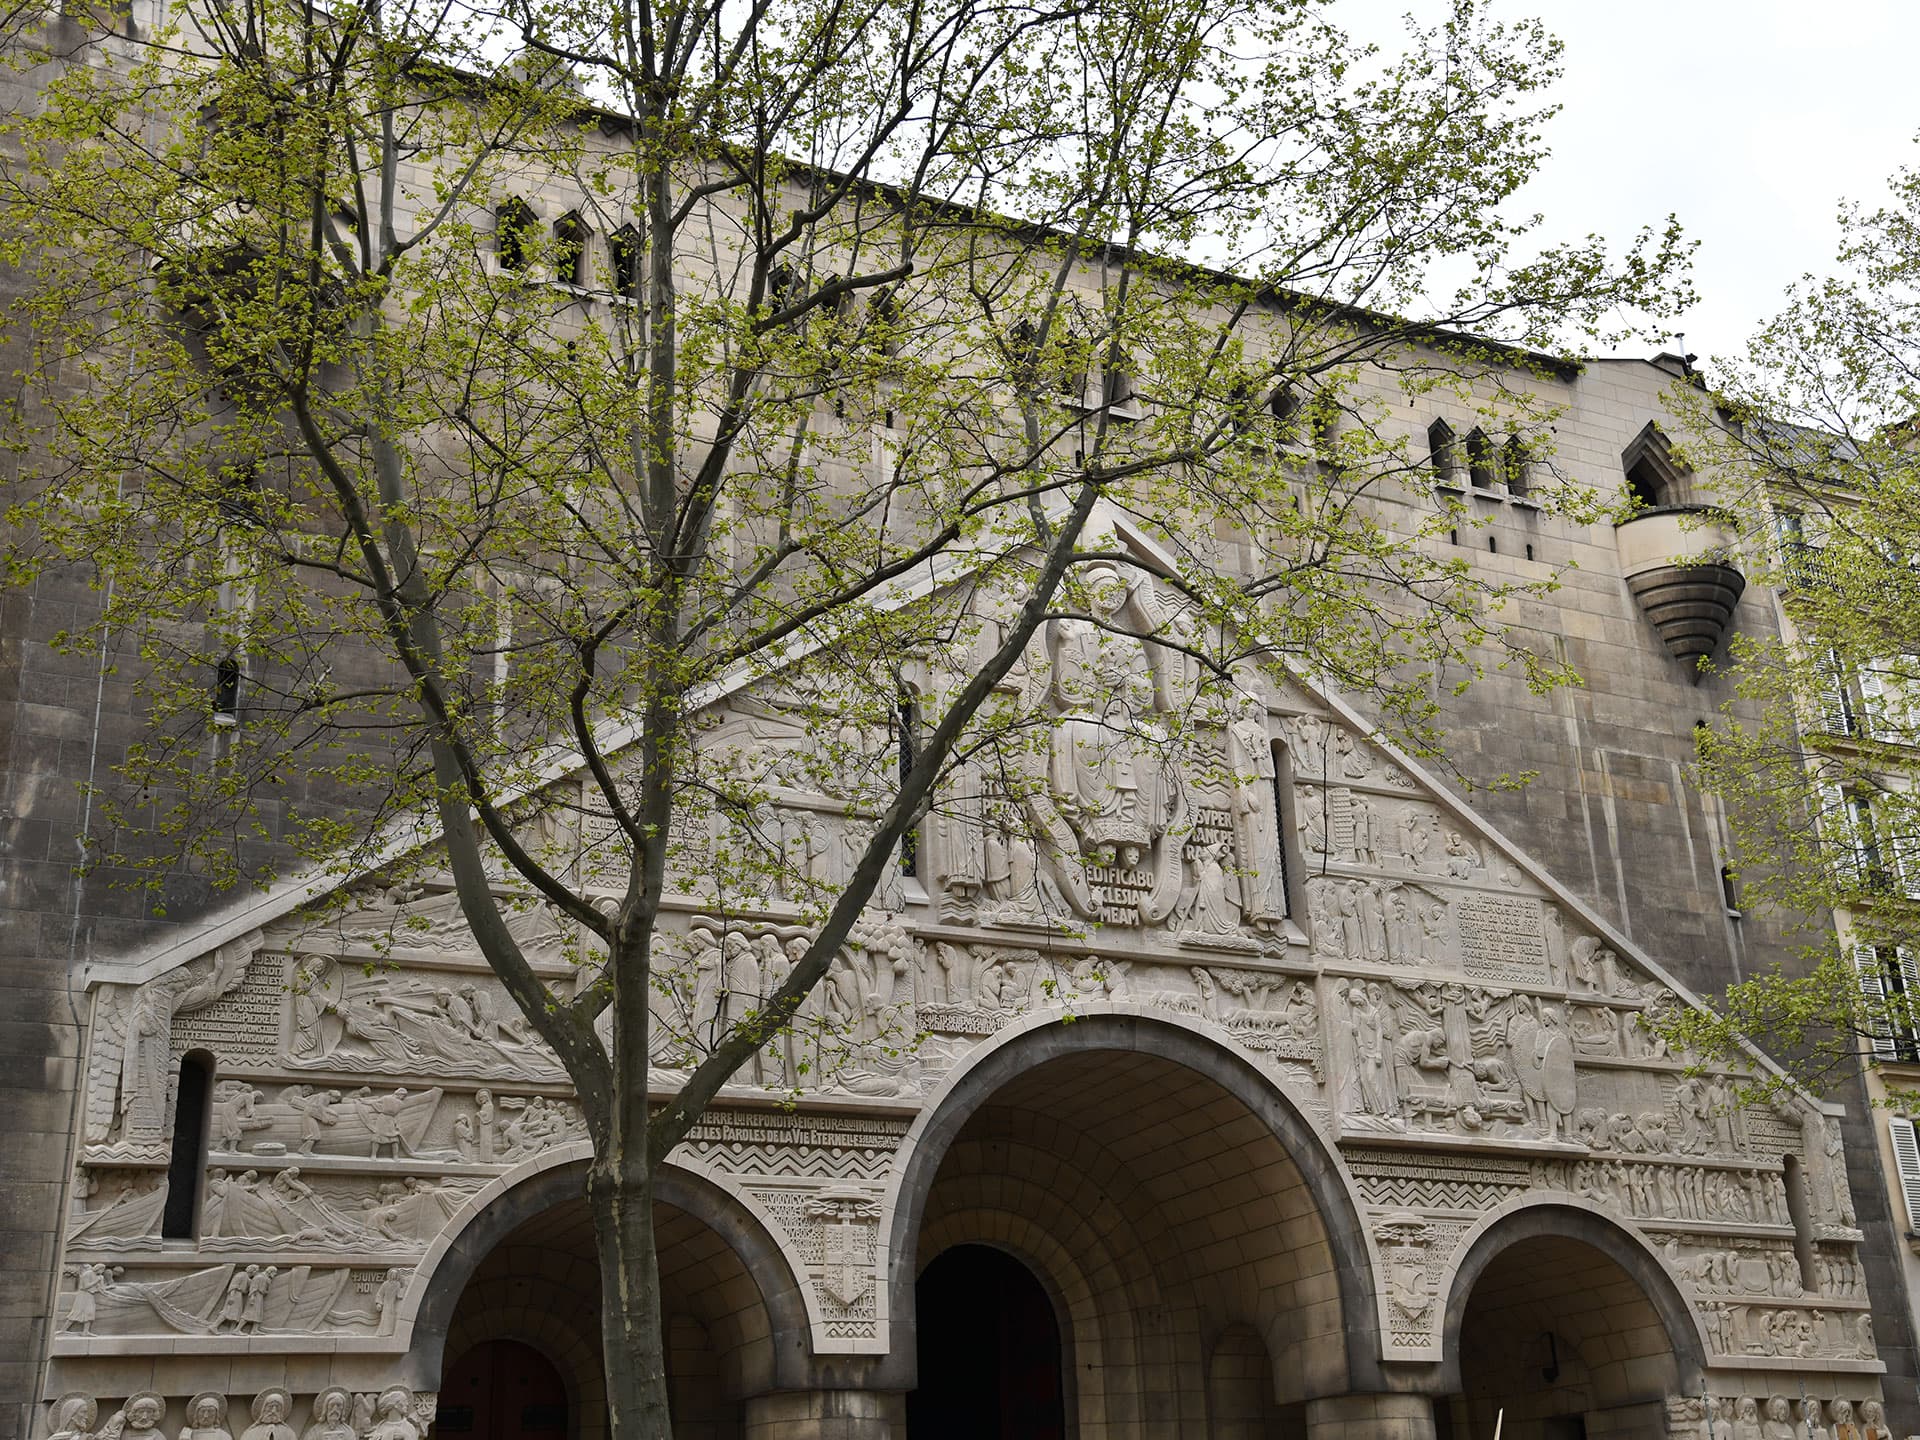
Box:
161, 1052, 213, 1239
213, 654, 242, 726
1465, 428, 1498, 490
609, 223, 641, 296
1269, 739, 1295, 920
1427, 419, 1458, 487
553, 212, 587, 287
496, 198, 536, 273
898, 694, 918, 878
1504, 436, 1531, 498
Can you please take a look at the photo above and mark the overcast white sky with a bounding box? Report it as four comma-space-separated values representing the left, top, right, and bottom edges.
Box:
1482, 0, 1920, 364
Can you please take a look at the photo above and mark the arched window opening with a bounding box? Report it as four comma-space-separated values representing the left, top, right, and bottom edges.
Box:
1625, 455, 1668, 508
552, 212, 587, 287
1504, 435, 1531, 498
609, 223, 641, 297
161, 1051, 214, 1239
1427, 418, 1459, 487
766, 262, 801, 316
1465, 427, 1498, 490
495, 198, 536, 273
1621, 421, 1689, 509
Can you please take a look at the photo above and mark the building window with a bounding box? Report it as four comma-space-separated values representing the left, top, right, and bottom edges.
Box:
1781, 1152, 1818, 1287
552, 212, 587, 287
1855, 943, 1920, 1062
1620, 421, 1687, 509
212, 654, 242, 727
609, 224, 641, 296
897, 692, 918, 879
160, 1052, 214, 1239
1269, 738, 1296, 920
1889, 1117, 1920, 1231
496, 198, 536, 273
1504, 436, 1531, 498
1428, 419, 1459, 489
1464, 428, 1497, 490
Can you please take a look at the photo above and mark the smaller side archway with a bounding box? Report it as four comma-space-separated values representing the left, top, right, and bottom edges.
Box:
1435, 1203, 1706, 1440
398, 1156, 815, 1415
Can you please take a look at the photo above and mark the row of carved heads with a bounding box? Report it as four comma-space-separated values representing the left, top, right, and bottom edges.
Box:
1665, 1393, 1891, 1438
46, 1388, 433, 1440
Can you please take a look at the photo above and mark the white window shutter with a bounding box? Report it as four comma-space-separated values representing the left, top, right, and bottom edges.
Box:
1821, 783, 1860, 883
1889, 1117, 1920, 1230
1855, 944, 1896, 1058
1817, 648, 1856, 736
1859, 661, 1895, 742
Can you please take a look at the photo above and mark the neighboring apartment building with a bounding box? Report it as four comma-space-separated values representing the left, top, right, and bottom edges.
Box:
1, 25, 1918, 1440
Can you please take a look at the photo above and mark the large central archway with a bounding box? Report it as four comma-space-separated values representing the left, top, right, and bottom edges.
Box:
885, 1012, 1381, 1437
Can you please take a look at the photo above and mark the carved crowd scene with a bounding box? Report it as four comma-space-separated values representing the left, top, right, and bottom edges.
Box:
48, 560, 1888, 1432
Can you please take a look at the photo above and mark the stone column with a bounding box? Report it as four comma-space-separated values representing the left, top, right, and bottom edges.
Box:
743, 1390, 903, 1440
1304, 1392, 1437, 1440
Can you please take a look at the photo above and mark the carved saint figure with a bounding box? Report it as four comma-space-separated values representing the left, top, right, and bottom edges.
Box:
179, 1394, 232, 1440
363, 1390, 419, 1440
1762, 1396, 1796, 1440
1798, 1398, 1830, 1440
1830, 1400, 1860, 1440
1225, 691, 1287, 925
1859, 1399, 1892, 1440
374, 1268, 407, 1334
106, 1394, 166, 1440
300, 1392, 354, 1440
241, 1394, 294, 1440
48, 1395, 96, 1440
1508, 998, 1576, 1140
1043, 564, 1179, 872
1178, 838, 1241, 936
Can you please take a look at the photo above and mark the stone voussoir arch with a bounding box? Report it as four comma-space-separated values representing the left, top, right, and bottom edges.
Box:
394, 1142, 817, 1392
874, 1002, 1388, 1397
1429, 1193, 1711, 1396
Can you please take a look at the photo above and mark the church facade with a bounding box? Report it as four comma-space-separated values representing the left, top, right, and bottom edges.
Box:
8, 337, 1919, 1440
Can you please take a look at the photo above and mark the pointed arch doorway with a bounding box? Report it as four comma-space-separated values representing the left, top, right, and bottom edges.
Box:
907, 1243, 1066, 1440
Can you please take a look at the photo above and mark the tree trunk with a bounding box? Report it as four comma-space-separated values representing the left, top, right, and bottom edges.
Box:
589, 1148, 674, 1440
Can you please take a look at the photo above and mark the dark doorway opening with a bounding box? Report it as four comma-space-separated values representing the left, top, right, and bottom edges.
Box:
907, 1243, 1065, 1440
438, 1339, 569, 1440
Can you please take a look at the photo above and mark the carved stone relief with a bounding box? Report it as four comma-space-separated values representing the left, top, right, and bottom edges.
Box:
287, 963, 560, 1081
84, 934, 263, 1154
57, 1261, 413, 1339
51, 1389, 438, 1440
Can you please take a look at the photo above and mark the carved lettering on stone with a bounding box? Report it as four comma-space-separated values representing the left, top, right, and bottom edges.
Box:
1453, 895, 1550, 985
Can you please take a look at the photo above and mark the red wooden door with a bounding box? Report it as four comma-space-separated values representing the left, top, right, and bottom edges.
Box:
439, 1339, 569, 1440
